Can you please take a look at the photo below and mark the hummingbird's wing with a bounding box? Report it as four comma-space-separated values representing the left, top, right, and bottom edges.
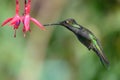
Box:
92, 46, 109, 68
89, 34, 109, 67
77, 26, 109, 67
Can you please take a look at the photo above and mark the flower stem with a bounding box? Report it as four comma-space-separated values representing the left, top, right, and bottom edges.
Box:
16, 0, 19, 14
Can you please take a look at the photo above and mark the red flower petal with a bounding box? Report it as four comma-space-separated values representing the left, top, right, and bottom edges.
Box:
13, 20, 21, 29
10, 19, 18, 26
10, 15, 21, 25
24, 15, 30, 31
30, 17, 45, 30
1, 18, 13, 26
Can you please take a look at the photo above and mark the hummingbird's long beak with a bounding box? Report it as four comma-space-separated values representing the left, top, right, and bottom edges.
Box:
43, 23, 60, 26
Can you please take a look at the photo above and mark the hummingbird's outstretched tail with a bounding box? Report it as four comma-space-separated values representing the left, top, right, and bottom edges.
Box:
44, 18, 109, 68
93, 48, 109, 67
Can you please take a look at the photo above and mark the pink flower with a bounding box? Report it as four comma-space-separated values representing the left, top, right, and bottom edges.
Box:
1, 0, 45, 37
22, 0, 45, 37
1, 0, 21, 37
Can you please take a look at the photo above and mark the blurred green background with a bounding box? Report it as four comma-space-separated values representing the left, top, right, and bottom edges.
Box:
0, 0, 120, 80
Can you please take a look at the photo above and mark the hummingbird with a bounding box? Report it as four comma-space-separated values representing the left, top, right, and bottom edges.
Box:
44, 18, 109, 67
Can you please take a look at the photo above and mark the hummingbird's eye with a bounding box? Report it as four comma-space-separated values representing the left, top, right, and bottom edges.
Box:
66, 20, 70, 24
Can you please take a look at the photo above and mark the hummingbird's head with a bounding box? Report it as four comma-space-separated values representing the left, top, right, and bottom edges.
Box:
60, 18, 77, 25
59, 18, 80, 28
